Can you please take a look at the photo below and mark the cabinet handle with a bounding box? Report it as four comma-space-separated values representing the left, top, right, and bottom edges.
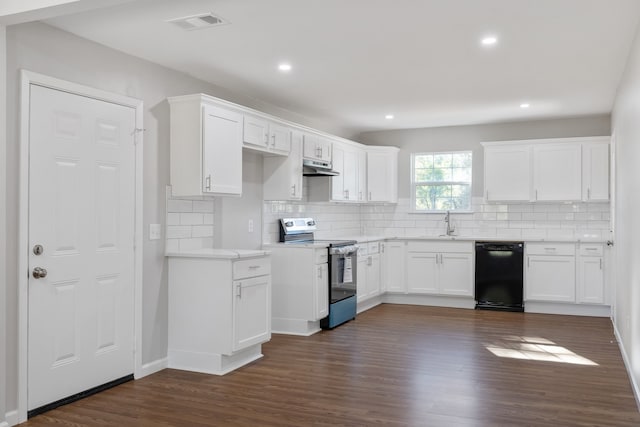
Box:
236, 283, 242, 298
205, 174, 212, 191
600, 259, 602, 270
544, 247, 555, 251
368, 256, 372, 266
486, 190, 489, 200
440, 254, 443, 265
369, 191, 372, 200
264, 132, 269, 145
291, 184, 296, 197
248, 265, 260, 270
527, 257, 530, 268
359, 191, 363, 200
535, 189, 538, 200
587, 188, 591, 200
381, 244, 385, 253
585, 248, 598, 251
319, 147, 323, 158
318, 267, 322, 279
271, 134, 276, 147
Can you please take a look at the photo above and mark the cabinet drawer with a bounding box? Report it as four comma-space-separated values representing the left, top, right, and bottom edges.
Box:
407, 240, 472, 253
357, 245, 368, 257
367, 242, 380, 254
314, 248, 328, 264
526, 243, 575, 256
579, 244, 604, 257
233, 256, 271, 280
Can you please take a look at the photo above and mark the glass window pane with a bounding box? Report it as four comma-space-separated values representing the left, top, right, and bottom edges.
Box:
415, 155, 433, 169
412, 151, 472, 212
436, 168, 452, 181
453, 152, 472, 167
434, 154, 452, 168
452, 167, 471, 182
415, 168, 431, 181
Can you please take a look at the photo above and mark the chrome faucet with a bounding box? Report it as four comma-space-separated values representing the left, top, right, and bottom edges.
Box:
444, 210, 455, 236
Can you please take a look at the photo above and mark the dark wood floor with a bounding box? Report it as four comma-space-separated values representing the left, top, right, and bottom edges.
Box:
20, 304, 640, 426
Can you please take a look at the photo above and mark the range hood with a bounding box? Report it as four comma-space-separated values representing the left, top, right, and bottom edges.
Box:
302, 159, 339, 176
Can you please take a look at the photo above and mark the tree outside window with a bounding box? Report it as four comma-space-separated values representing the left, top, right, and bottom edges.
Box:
412, 151, 472, 211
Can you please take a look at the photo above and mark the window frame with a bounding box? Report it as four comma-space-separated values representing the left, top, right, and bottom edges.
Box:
410, 150, 474, 213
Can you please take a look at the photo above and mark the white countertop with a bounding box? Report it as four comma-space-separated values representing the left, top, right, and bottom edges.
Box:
166, 248, 271, 259
264, 235, 607, 246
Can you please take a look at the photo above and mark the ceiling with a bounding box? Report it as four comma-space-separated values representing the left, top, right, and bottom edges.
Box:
43, 0, 640, 135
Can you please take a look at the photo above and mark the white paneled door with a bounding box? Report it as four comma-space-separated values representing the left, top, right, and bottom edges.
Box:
27, 85, 136, 411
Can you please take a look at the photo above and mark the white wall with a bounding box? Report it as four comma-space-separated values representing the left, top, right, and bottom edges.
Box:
0, 22, 7, 427
612, 20, 640, 403
2, 21, 346, 416
357, 116, 611, 199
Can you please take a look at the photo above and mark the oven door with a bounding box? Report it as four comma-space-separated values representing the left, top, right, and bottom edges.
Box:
329, 246, 358, 303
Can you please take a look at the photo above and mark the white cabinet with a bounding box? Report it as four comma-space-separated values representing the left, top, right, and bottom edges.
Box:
168, 94, 243, 197
382, 241, 406, 293
168, 253, 271, 375
525, 243, 575, 302
406, 241, 473, 296
357, 242, 381, 302
263, 130, 303, 200
308, 142, 361, 202
582, 140, 610, 202
483, 137, 609, 203
357, 149, 368, 202
268, 246, 329, 335
577, 244, 605, 304
532, 143, 582, 201
303, 133, 332, 163
483, 144, 531, 201
367, 146, 399, 203
243, 115, 291, 155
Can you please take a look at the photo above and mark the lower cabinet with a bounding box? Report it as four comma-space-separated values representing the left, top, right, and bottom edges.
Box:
268, 246, 329, 335
577, 244, 605, 304
525, 243, 576, 302
357, 242, 382, 303
168, 254, 271, 375
406, 241, 474, 296
382, 241, 406, 293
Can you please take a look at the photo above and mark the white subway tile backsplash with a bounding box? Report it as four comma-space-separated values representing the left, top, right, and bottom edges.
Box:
167, 225, 191, 239
167, 199, 193, 213
180, 213, 204, 225
192, 200, 215, 213
167, 213, 180, 226
191, 225, 214, 238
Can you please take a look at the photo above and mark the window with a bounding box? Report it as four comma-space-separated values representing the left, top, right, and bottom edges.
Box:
411, 151, 472, 211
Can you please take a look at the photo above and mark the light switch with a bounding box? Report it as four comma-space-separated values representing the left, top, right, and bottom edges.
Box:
149, 223, 162, 240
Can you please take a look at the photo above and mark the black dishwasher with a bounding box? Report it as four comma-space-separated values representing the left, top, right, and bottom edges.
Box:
475, 242, 524, 312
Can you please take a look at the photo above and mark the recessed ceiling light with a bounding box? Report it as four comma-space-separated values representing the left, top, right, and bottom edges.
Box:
481, 36, 498, 46
520, 103, 530, 109
278, 63, 292, 72
385, 114, 394, 120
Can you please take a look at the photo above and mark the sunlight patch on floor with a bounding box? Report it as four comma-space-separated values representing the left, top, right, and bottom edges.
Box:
485, 336, 598, 366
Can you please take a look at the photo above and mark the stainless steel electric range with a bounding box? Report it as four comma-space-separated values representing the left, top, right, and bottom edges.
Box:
279, 218, 358, 329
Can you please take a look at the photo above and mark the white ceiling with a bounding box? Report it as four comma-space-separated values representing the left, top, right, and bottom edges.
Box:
44, 0, 640, 135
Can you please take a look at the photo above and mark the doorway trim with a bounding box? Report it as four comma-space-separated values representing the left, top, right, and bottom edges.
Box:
17, 70, 144, 423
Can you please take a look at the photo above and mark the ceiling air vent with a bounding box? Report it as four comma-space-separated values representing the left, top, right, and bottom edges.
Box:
168, 13, 229, 31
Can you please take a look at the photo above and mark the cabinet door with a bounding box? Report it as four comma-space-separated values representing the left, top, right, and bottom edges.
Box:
582, 142, 609, 202
439, 253, 473, 296
318, 137, 333, 163
357, 257, 367, 303
406, 252, 438, 294
263, 131, 302, 200
202, 105, 243, 195
232, 275, 271, 352
331, 145, 347, 201
525, 255, 575, 302
314, 263, 329, 319
357, 149, 367, 202
343, 148, 358, 201
367, 253, 381, 298
577, 257, 604, 304
533, 143, 581, 201
243, 115, 269, 148
484, 145, 531, 201
302, 133, 320, 160
269, 122, 291, 154
367, 151, 390, 202
383, 241, 406, 292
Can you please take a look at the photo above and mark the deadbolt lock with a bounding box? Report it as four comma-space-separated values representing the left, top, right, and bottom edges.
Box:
33, 244, 44, 255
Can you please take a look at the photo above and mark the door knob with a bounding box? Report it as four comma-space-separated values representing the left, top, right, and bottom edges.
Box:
32, 267, 47, 279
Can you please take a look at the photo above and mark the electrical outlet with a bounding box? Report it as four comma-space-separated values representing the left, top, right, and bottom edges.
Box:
248, 219, 254, 233
149, 223, 161, 240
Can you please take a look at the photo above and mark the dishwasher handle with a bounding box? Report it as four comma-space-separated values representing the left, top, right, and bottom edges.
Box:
475, 242, 524, 252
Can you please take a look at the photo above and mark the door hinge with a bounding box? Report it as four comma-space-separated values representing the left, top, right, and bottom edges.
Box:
132, 128, 146, 145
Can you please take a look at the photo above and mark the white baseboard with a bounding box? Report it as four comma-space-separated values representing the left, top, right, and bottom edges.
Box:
613, 322, 640, 411
357, 296, 382, 314
525, 302, 610, 317
382, 293, 476, 309
137, 357, 168, 379
5, 410, 17, 427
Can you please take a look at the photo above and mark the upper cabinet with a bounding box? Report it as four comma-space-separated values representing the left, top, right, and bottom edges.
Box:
263, 130, 303, 201
482, 137, 610, 203
367, 146, 399, 203
243, 115, 291, 156
168, 94, 243, 197
484, 145, 531, 202
582, 139, 610, 202
532, 142, 582, 201
307, 141, 362, 203
302, 133, 332, 163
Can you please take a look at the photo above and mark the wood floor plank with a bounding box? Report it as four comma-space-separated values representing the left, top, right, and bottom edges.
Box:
20, 305, 640, 426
